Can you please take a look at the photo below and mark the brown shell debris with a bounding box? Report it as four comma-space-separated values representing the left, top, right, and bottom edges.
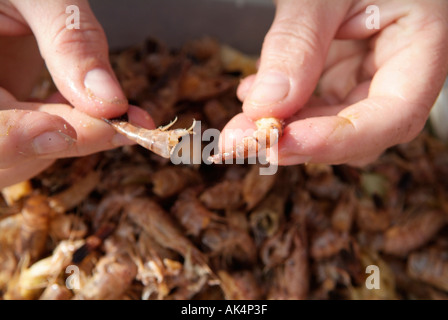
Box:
1, 37, 447, 300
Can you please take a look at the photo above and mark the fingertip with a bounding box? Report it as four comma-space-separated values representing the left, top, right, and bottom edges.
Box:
242, 72, 294, 120
83, 68, 128, 118
127, 105, 156, 129
29, 110, 78, 141
27, 112, 78, 156
12, 0, 129, 120
219, 113, 256, 151
237, 75, 256, 102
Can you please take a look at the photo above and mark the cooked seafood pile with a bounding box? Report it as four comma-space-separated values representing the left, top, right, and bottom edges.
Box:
1, 37, 447, 300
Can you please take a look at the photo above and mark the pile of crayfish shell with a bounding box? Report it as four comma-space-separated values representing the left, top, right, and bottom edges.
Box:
1, 37, 447, 300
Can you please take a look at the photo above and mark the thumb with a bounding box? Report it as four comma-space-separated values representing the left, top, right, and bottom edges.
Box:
0, 108, 76, 169
243, 0, 352, 120
10, 0, 127, 119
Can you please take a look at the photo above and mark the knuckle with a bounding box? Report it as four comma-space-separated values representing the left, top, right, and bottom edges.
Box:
263, 18, 323, 64
48, 10, 107, 57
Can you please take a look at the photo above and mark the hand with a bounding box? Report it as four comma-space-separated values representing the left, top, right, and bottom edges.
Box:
0, 0, 154, 188
222, 0, 448, 166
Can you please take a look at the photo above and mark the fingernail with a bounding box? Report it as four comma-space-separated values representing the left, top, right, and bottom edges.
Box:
84, 68, 127, 104
248, 72, 290, 106
32, 131, 76, 155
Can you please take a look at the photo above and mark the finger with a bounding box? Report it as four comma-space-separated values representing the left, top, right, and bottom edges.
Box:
218, 98, 346, 154
287, 104, 346, 122
0, 109, 77, 169
242, 0, 352, 120
0, 101, 153, 187
0, 159, 54, 189
349, 152, 382, 168
215, 113, 257, 155
273, 95, 439, 167
272, 1, 448, 166
237, 74, 256, 102
323, 39, 367, 71
318, 49, 366, 103
10, 0, 128, 118
15, 102, 155, 159
220, 77, 369, 161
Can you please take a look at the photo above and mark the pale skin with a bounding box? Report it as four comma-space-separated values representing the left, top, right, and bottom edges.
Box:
0, 0, 155, 188
225, 0, 448, 166
1, 0, 448, 188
